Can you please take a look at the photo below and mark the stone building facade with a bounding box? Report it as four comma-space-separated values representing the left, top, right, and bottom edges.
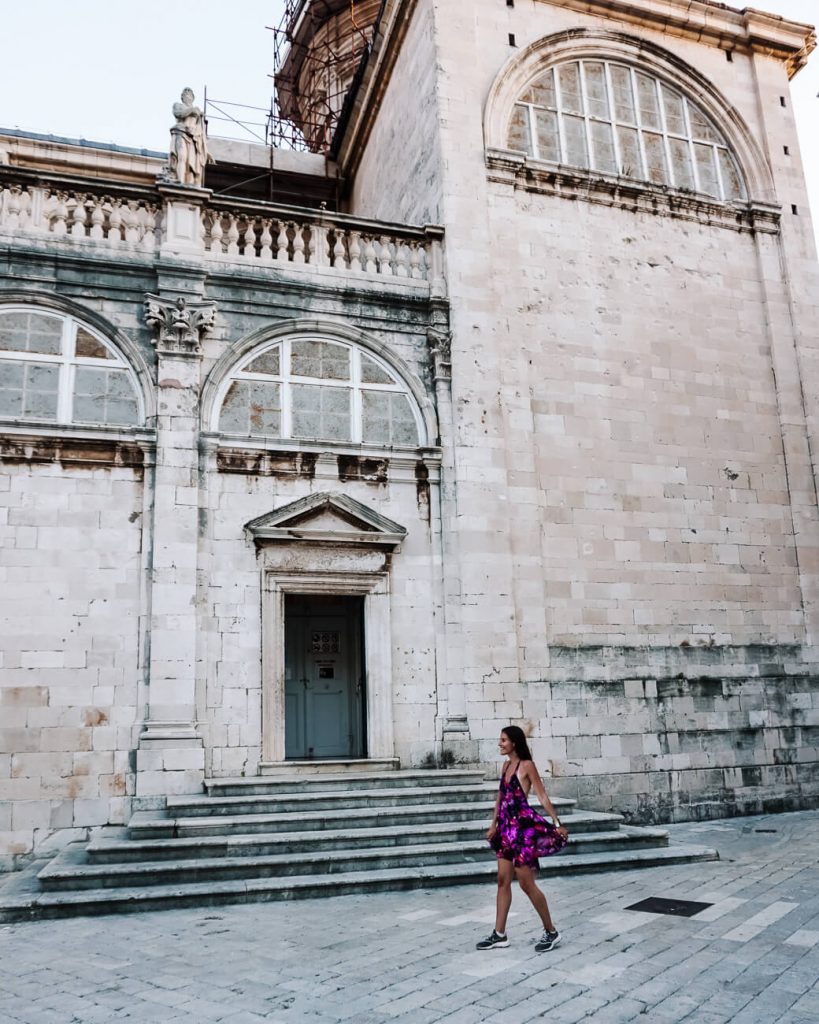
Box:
1, 0, 818, 869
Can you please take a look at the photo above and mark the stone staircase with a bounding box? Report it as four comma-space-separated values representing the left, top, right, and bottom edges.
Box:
0, 768, 718, 921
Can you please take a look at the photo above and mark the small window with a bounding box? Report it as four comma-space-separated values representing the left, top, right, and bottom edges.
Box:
507, 60, 746, 201
216, 337, 422, 447
0, 307, 142, 427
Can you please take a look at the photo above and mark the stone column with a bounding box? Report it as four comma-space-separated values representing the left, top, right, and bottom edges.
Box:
135, 293, 215, 804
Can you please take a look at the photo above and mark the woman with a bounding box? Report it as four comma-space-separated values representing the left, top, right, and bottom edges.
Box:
477, 725, 569, 952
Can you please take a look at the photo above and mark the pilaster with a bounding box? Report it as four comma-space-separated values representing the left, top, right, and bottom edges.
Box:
135, 291, 216, 803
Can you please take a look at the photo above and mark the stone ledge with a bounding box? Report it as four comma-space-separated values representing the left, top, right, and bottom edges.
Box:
0, 427, 156, 470
486, 149, 782, 234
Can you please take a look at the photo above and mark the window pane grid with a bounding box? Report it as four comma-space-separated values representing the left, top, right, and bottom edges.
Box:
0, 309, 141, 427
218, 339, 421, 447
507, 59, 745, 202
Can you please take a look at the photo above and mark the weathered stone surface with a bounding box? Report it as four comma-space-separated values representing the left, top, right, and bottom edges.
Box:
1, 0, 818, 870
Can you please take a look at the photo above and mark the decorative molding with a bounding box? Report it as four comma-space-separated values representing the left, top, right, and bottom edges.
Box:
245, 491, 408, 549
533, 0, 814, 76
486, 149, 782, 235
0, 431, 151, 471
144, 293, 215, 357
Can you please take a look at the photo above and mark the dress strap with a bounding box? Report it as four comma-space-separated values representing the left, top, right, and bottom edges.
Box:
503, 760, 520, 784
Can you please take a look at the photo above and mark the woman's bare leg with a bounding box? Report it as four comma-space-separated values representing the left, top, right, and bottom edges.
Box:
515, 866, 556, 931
494, 859, 514, 933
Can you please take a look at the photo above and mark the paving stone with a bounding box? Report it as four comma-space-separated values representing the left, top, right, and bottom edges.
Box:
0, 812, 818, 1023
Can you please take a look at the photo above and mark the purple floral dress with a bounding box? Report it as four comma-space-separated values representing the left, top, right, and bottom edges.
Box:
489, 762, 567, 869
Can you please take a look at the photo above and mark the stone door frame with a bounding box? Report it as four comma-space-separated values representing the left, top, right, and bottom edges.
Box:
261, 570, 394, 765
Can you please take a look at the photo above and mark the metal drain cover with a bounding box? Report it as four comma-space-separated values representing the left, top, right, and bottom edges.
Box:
625, 897, 713, 917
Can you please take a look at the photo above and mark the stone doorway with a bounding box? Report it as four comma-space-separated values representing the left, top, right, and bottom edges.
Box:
246, 492, 407, 769
284, 594, 365, 760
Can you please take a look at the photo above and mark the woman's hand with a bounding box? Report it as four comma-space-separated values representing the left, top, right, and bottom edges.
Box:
486, 824, 498, 841
556, 825, 569, 839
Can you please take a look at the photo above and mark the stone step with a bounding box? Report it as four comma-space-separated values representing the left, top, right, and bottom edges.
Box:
86, 823, 669, 866
259, 758, 399, 776
92, 820, 492, 862
129, 805, 621, 840
0, 844, 719, 922
204, 768, 492, 797
166, 782, 549, 817
40, 826, 673, 891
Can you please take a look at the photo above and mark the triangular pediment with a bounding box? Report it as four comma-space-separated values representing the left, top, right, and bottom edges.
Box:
245, 492, 407, 548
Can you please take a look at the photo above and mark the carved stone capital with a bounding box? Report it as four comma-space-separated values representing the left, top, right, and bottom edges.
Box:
144, 294, 215, 357
427, 298, 452, 384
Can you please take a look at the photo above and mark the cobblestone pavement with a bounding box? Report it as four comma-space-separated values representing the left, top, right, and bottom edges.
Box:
0, 811, 818, 1024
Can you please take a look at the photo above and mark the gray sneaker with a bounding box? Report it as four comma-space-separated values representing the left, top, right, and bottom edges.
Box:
535, 929, 561, 952
476, 929, 510, 950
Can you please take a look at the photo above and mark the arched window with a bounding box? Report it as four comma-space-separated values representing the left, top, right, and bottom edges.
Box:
507, 60, 746, 201
0, 307, 142, 426
215, 336, 423, 447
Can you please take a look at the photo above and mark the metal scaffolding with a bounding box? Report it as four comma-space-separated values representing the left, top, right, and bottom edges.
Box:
271, 0, 380, 153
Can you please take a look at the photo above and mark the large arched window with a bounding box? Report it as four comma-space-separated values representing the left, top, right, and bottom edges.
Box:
507, 60, 746, 201
215, 336, 423, 447
0, 307, 142, 426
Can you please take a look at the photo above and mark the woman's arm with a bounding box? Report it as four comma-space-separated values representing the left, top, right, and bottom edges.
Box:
522, 761, 568, 836
486, 787, 501, 840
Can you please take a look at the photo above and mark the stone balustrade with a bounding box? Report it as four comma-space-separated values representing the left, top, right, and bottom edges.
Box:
202, 202, 442, 288
0, 182, 160, 249
0, 175, 446, 295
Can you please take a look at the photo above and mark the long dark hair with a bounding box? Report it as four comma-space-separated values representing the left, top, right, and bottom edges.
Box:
502, 725, 533, 761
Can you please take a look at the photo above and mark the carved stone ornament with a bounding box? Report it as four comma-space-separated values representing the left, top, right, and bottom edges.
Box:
427, 296, 452, 383
144, 294, 215, 357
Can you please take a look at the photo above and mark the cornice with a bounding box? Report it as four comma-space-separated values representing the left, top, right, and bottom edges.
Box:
486, 148, 782, 234
534, 0, 815, 76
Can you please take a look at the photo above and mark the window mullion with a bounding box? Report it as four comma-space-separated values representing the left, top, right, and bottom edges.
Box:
351, 347, 362, 444
630, 67, 649, 181
58, 318, 74, 423
522, 104, 536, 161
713, 145, 727, 202
281, 339, 292, 439
604, 62, 622, 176
553, 68, 566, 165
681, 97, 701, 194
578, 61, 594, 170
656, 82, 676, 188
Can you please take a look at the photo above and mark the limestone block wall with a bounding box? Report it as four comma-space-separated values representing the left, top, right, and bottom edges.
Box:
491, 190, 803, 648
347, 0, 819, 816
201, 461, 440, 774
0, 458, 143, 870
469, 646, 819, 822
0, 225, 443, 864
348, 0, 444, 225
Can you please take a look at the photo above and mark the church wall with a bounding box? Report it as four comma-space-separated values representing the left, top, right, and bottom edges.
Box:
200, 466, 440, 774
0, 460, 144, 869
0, 236, 443, 865
348, 0, 444, 226
195, 274, 441, 773
416, 0, 819, 817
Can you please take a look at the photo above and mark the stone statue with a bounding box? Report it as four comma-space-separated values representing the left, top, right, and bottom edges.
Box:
168, 88, 209, 187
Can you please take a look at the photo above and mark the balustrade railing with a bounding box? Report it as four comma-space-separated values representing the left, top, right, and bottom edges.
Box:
201, 204, 439, 286
0, 177, 445, 294
0, 183, 160, 250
